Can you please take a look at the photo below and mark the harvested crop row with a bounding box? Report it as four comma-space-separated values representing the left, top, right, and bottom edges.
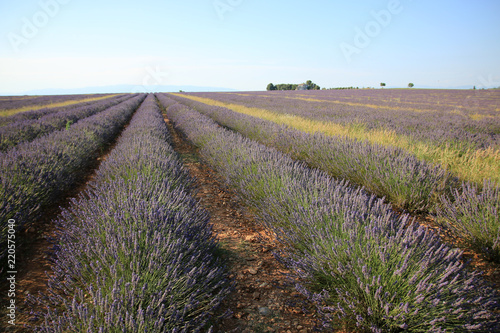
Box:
0, 94, 146, 262
158, 95, 500, 332
0, 94, 134, 151
165, 94, 500, 262
30, 94, 230, 332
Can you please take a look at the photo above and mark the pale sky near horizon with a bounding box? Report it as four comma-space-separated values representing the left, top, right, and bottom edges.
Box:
0, 0, 499, 94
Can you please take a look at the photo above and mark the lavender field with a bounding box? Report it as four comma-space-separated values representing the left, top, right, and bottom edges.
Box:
0, 94, 119, 117
159, 92, 500, 331
177, 89, 500, 185
167, 90, 500, 262
1, 90, 499, 332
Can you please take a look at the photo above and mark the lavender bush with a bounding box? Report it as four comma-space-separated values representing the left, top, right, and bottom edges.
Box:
0, 94, 146, 262
279, 208, 494, 332
31, 95, 230, 332
159, 95, 499, 331
438, 180, 500, 262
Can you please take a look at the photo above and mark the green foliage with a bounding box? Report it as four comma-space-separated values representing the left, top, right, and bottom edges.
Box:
305, 80, 320, 90
275, 83, 298, 90
265, 80, 320, 90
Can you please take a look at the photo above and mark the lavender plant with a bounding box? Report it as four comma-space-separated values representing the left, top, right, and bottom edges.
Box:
159, 95, 499, 331
278, 208, 495, 332
31, 95, 230, 332
0, 94, 146, 262
438, 180, 500, 262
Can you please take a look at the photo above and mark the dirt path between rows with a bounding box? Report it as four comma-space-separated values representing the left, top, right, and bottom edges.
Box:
163, 117, 323, 333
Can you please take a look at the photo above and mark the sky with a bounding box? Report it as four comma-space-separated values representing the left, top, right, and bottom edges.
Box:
0, 0, 499, 94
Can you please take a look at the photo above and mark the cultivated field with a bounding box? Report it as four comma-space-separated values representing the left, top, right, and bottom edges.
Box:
1, 89, 499, 332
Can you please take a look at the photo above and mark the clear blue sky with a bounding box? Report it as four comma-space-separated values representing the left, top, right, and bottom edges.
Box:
1, 0, 499, 94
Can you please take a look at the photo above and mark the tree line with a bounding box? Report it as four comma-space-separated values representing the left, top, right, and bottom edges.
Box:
267, 80, 320, 91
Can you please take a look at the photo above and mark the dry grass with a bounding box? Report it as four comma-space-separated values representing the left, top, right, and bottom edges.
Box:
173, 93, 500, 185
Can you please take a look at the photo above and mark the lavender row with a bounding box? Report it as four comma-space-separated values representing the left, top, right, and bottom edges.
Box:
0, 94, 146, 261
168, 94, 500, 263
192, 90, 500, 151
0, 94, 122, 127
0, 94, 134, 151
165, 94, 451, 214
244, 89, 500, 115
158, 95, 499, 332
0, 94, 127, 127
437, 180, 500, 262
31, 95, 230, 332
0, 93, 114, 113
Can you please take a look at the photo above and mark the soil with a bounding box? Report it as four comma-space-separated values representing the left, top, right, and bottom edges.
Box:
163, 117, 322, 332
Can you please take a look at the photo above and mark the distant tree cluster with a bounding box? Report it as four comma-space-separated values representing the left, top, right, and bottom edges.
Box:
267, 83, 297, 91
267, 81, 416, 91
266, 80, 320, 91
304, 80, 320, 90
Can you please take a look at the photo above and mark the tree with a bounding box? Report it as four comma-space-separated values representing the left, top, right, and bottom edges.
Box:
305, 80, 320, 90
275, 83, 297, 90
380, 82, 386, 88
267, 81, 320, 91
266, 83, 276, 91
408, 83, 414, 88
